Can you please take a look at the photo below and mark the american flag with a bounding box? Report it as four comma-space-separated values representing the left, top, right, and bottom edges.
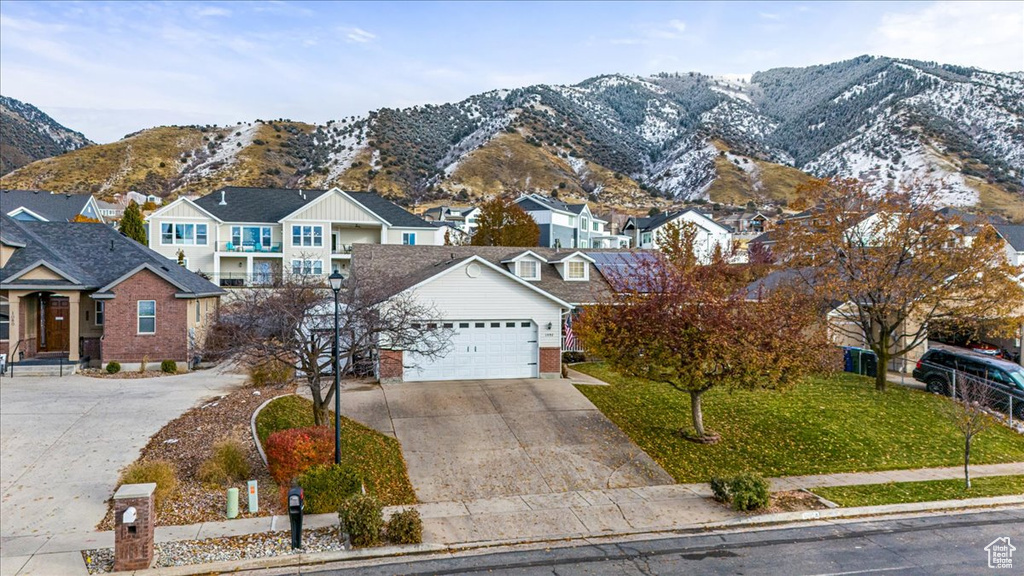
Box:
563, 314, 577, 350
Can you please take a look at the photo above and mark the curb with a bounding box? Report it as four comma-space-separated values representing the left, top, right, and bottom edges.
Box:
249, 394, 291, 467
104, 495, 1024, 575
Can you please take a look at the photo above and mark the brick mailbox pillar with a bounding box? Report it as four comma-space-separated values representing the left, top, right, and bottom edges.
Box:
113, 483, 156, 572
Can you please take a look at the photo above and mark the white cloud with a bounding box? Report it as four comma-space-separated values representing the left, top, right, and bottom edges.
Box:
758, 12, 782, 21
871, 1, 1024, 72
195, 6, 231, 18
343, 27, 377, 44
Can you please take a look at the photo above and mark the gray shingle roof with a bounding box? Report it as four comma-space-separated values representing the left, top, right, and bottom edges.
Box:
0, 215, 223, 296
351, 245, 619, 306
1, 189, 94, 222
517, 195, 588, 215
191, 187, 433, 227
995, 225, 1024, 251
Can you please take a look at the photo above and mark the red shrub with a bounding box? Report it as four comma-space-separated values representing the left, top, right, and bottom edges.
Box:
265, 426, 332, 485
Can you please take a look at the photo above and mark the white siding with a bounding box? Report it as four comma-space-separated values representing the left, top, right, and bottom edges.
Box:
386, 227, 443, 246
287, 191, 382, 223
406, 263, 564, 348
147, 204, 218, 274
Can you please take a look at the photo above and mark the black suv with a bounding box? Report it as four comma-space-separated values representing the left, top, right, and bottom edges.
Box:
913, 347, 1024, 418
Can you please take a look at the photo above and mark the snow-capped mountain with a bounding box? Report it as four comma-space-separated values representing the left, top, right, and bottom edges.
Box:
0, 95, 93, 175
2, 56, 1021, 218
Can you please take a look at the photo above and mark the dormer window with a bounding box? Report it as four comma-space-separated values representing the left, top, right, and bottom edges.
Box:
518, 260, 539, 280
566, 260, 587, 280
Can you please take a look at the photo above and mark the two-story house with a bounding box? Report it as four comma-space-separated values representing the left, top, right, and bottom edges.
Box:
623, 209, 733, 263
513, 194, 627, 248
145, 187, 442, 287
995, 225, 1024, 268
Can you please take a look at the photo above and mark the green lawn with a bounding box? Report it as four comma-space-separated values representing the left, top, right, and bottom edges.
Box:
813, 475, 1024, 507
255, 395, 417, 505
573, 363, 1024, 483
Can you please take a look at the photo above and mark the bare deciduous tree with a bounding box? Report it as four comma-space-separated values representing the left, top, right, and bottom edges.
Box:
208, 274, 452, 425
940, 373, 994, 489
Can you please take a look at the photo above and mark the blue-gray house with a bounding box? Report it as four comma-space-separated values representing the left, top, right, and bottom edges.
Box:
513, 194, 627, 249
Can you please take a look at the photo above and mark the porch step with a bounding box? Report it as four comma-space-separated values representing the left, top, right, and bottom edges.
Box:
2, 364, 79, 378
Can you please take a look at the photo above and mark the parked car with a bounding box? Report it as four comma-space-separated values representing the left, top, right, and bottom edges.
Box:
913, 347, 1024, 418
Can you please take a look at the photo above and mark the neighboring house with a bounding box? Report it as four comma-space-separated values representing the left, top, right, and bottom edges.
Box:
124, 191, 163, 207
430, 221, 469, 245
514, 194, 624, 248
96, 200, 125, 221
716, 211, 772, 236
352, 244, 640, 383
623, 209, 732, 263
0, 215, 224, 369
421, 205, 480, 236
145, 187, 443, 287
994, 225, 1024, 267
1, 189, 104, 223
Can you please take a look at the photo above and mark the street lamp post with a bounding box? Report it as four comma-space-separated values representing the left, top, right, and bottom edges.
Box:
328, 271, 344, 465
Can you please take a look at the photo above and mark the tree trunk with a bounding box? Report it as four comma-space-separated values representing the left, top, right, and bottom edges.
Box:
308, 375, 327, 426
964, 436, 971, 489
690, 390, 706, 438
874, 341, 889, 392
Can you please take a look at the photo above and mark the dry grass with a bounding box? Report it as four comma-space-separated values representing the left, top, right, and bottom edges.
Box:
971, 177, 1024, 223
706, 141, 810, 207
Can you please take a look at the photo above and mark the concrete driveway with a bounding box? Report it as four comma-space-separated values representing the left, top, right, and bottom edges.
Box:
342, 379, 673, 503
0, 367, 245, 538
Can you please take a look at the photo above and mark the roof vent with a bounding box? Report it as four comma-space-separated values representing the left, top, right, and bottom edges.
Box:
219, 190, 227, 205
110, 240, 115, 251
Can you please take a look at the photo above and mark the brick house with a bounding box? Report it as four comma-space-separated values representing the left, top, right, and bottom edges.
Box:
1, 215, 224, 369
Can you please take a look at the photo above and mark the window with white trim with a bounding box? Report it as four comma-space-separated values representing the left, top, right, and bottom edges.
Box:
641, 231, 653, 245
161, 223, 207, 245
402, 232, 416, 245
566, 260, 587, 280
581, 217, 589, 230
137, 300, 156, 334
291, 259, 323, 275
518, 260, 539, 280
592, 221, 599, 231
95, 301, 104, 326
0, 296, 9, 340
231, 226, 272, 248
195, 300, 201, 323
291, 225, 323, 247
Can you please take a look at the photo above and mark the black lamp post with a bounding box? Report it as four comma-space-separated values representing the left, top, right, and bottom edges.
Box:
328, 271, 344, 465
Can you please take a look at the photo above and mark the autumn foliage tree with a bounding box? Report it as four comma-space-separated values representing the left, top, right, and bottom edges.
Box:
471, 197, 540, 246
577, 246, 833, 442
774, 178, 1024, 392
119, 201, 147, 245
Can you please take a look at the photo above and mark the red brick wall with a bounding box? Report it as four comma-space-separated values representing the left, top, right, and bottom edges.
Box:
539, 347, 561, 375
101, 269, 189, 363
379, 349, 404, 382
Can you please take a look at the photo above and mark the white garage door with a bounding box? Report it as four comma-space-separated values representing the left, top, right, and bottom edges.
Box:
404, 320, 538, 381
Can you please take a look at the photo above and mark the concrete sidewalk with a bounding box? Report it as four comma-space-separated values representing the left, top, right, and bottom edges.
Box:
3, 462, 1020, 575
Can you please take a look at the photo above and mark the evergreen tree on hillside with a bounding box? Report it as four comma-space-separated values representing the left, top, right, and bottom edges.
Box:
119, 201, 147, 245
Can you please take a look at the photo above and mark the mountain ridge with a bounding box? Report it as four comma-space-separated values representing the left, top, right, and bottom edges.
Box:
0, 95, 93, 175
2, 55, 1022, 220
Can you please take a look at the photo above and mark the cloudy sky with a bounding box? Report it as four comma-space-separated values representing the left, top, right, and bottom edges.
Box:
2, 1, 1021, 143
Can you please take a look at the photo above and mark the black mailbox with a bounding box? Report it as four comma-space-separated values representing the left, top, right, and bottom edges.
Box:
287, 487, 304, 549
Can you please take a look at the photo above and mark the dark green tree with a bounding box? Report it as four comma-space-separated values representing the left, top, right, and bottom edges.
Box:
119, 201, 147, 245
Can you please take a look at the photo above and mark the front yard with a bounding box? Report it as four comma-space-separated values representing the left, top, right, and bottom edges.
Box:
812, 475, 1024, 507
574, 364, 1024, 483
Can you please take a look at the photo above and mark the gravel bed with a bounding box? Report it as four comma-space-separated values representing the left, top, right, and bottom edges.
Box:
83, 527, 345, 574
79, 368, 175, 379
99, 382, 295, 529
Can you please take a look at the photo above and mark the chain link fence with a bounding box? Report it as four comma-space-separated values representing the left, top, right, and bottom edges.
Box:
914, 359, 1024, 426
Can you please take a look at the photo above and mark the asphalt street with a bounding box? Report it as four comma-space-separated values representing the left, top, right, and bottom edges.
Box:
286, 509, 1024, 576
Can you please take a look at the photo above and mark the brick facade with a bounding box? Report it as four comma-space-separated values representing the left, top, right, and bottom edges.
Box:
539, 347, 561, 377
100, 269, 189, 364
378, 349, 404, 383
113, 489, 155, 571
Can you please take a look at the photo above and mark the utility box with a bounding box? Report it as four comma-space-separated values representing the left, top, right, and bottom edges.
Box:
113, 483, 156, 572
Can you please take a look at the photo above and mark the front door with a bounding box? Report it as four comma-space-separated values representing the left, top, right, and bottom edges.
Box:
40, 296, 70, 353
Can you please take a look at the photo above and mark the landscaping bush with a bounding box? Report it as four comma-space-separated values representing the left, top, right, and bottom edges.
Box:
196, 460, 231, 487
212, 438, 250, 480
710, 476, 731, 503
339, 494, 383, 547
265, 426, 332, 485
709, 473, 770, 511
120, 460, 177, 507
106, 361, 121, 374
248, 358, 294, 387
297, 464, 363, 514
385, 508, 423, 545
160, 360, 177, 374
729, 473, 770, 511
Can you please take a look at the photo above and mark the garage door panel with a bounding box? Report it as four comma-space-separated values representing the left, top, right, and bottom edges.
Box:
404, 320, 538, 382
